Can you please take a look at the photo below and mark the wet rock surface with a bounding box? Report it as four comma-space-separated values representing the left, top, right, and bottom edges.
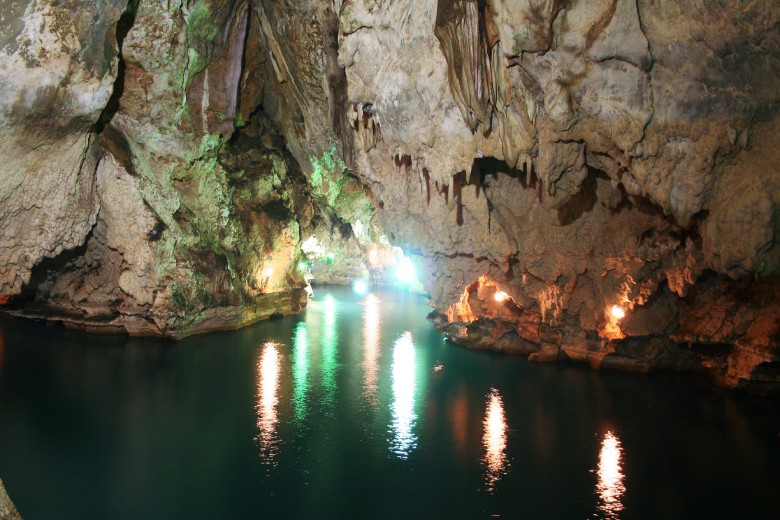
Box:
0, 0, 778, 389
0, 478, 21, 520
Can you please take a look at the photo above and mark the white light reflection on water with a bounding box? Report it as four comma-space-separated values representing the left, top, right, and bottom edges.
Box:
390, 331, 417, 459
596, 431, 626, 519
483, 388, 508, 492
362, 294, 381, 406
256, 342, 281, 464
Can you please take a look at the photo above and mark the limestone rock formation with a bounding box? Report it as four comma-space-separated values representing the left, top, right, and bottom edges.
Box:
0, 0, 778, 390
0, 478, 21, 520
333, 0, 780, 391
0, 0, 126, 296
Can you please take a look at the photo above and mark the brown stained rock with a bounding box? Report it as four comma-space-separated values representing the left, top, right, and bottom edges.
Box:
330, 1, 780, 390
187, 1, 250, 140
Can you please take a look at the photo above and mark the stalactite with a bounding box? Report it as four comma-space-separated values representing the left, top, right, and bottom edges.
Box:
422, 167, 431, 205
434, 0, 497, 135
394, 153, 412, 174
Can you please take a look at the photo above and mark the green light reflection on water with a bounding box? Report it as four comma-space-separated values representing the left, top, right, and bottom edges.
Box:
292, 322, 309, 425
320, 294, 338, 410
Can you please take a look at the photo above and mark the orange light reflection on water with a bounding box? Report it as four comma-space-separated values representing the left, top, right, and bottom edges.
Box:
362, 294, 381, 406
596, 431, 626, 519
483, 388, 508, 492
256, 342, 281, 464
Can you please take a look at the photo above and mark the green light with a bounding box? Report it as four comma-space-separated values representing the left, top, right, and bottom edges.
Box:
321, 294, 338, 409
326, 252, 335, 265
298, 261, 308, 271
292, 322, 309, 425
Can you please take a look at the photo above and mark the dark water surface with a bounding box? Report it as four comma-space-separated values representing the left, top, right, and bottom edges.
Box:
0, 288, 778, 519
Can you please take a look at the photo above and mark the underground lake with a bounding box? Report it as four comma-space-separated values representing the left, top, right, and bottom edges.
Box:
0, 287, 778, 519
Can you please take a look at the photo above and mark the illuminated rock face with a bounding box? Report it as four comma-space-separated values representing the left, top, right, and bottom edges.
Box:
0, 0, 779, 388
338, 0, 780, 392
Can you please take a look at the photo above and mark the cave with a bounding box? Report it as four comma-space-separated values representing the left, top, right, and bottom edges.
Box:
0, 0, 779, 517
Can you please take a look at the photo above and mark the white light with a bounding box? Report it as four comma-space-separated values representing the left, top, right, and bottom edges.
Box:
395, 257, 416, 283
353, 279, 369, 295
263, 267, 274, 278
301, 235, 325, 257
256, 342, 280, 463
390, 331, 417, 458
610, 305, 625, 320
363, 294, 381, 406
352, 219, 364, 236
494, 291, 508, 302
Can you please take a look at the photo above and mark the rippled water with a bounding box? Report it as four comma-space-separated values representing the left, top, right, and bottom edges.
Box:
0, 288, 778, 519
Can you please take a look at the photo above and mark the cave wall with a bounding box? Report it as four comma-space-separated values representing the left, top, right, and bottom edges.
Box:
332, 0, 780, 391
0, 0, 778, 389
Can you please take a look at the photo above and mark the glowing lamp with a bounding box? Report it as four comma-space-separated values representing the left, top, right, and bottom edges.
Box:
610, 305, 625, 320
494, 291, 508, 302
298, 261, 307, 271
263, 267, 274, 278
326, 252, 335, 264
395, 257, 416, 283
353, 279, 369, 295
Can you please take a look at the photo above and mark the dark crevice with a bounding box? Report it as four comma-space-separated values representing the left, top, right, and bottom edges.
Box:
95, 0, 139, 134
330, 214, 354, 240
15, 226, 97, 307
98, 125, 137, 176
556, 171, 600, 226
227, 5, 253, 144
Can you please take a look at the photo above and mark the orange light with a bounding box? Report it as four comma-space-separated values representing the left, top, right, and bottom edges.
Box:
494, 291, 509, 302
597, 431, 626, 517
610, 305, 625, 320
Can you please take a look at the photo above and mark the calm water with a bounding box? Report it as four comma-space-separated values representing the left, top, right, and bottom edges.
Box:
0, 288, 778, 519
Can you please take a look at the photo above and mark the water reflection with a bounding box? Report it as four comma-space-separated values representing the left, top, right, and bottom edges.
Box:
483, 388, 508, 492
292, 322, 309, 425
0, 325, 5, 372
321, 294, 338, 409
256, 342, 281, 464
390, 331, 417, 459
596, 431, 626, 519
362, 294, 381, 406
